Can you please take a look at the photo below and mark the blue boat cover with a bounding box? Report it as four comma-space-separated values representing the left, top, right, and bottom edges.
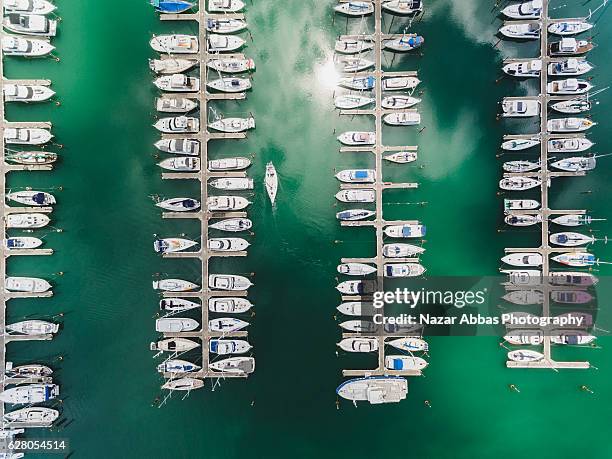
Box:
33, 192, 45, 204
6, 239, 16, 248
355, 170, 368, 179
210, 340, 218, 352
393, 359, 403, 370
401, 226, 411, 237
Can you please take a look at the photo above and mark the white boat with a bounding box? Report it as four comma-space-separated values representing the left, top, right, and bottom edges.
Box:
502, 289, 543, 305
152, 278, 198, 292
551, 214, 600, 227
383, 243, 425, 257
150, 34, 198, 54
505, 214, 542, 226
550, 271, 598, 286
4, 237, 43, 250
209, 218, 252, 232
6, 190, 55, 206
500, 269, 542, 286
336, 301, 374, 316
382, 76, 420, 90
337, 263, 376, 276
335, 39, 373, 54
157, 359, 200, 374
207, 77, 251, 93
548, 137, 593, 153
549, 231, 595, 247
502, 160, 540, 173
550, 156, 596, 172
504, 330, 543, 345
385, 355, 428, 371
499, 176, 541, 191
3, 407, 58, 425
208, 116, 255, 132
548, 20, 593, 36
6, 320, 58, 335
547, 78, 592, 94
384, 263, 425, 277
551, 290, 593, 304
153, 74, 200, 92
156, 197, 200, 212
501, 137, 539, 151
502, 59, 541, 78
209, 274, 252, 290
547, 117, 595, 133
151, 338, 199, 352
155, 97, 197, 113
501, 99, 540, 117
207, 57, 255, 73
208, 297, 253, 313
207, 34, 245, 52
206, 18, 247, 34
4, 127, 52, 145
154, 116, 199, 133
382, 0, 423, 15
209, 339, 252, 355
209, 357, 255, 374
507, 350, 544, 362
384, 224, 426, 238
336, 209, 375, 221
336, 279, 378, 295
334, 1, 373, 15
552, 251, 595, 267
3, 84, 54, 102
6, 151, 56, 165
155, 138, 200, 155
5, 277, 50, 293
207, 0, 244, 12
337, 131, 375, 146
5, 363, 53, 378
337, 337, 378, 353
549, 37, 594, 56
3, 13, 57, 36
336, 376, 407, 404
153, 238, 197, 253
159, 298, 200, 312
383, 151, 417, 163
383, 35, 424, 52
0, 384, 58, 405
550, 330, 595, 345
551, 98, 591, 114
381, 95, 421, 109
339, 56, 374, 72
162, 378, 204, 391
499, 23, 540, 40
387, 337, 428, 352
265, 162, 278, 204
157, 156, 200, 171
207, 196, 250, 211
502, 0, 542, 19
209, 317, 249, 332
334, 95, 375, 109
338, 75, 374, 91
207, 237, 250, 252
383, 112, 421, 126
6, 213, 49, 228
209, 177, 253, 190
339, 320, 376, 333
155, 317, 199, 332
1, 35, 53, 56
548, 58, 593, 76
149, 58, 197, 74
335, 188, 375, 203
504, 199, 539, 211
4, 0, 56, 14
208, 156, 251, 171
335, 169, 375, 184
501, 252, 543, 267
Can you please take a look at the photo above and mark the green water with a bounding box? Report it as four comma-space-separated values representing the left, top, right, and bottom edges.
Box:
4, 0, 612, 457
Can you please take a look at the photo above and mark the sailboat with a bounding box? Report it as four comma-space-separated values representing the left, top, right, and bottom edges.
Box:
501, 137, 539, 151
209, 218, 253, 232
551, 214, 603, 227
381, 95, 421, 109
152, 278, 199, 291
384, 151, 417, 163
209, 357, 255, 374
550, 155, 597, 172
159, 298, 200, 312
209, 318, 250, 333
208, 116, 255, 133
507, 350, 544, 362
162, 378, 204, 391
265, 162, 278, 204
339, 56, 374, 72
382, 76, 420, 90
334, 95, 375, 109
3, 407, 59, 425
499, 176, 541, 191
208, 157, 251, 171
155, 197, 200, 212
548, 20, 593, 36
384, 263, 426, 277
386, 337, 428, 352
502, 159, 540, 173
552, 252, 596, 267
207, 77, 251, 93
335, 39, 373, 54
6, 190, 55, 206
336, 301, 374, 316
157, 359, 200, 374
155, 318, 199, 332
382, 0, 423, 15
501, 252, 543, 267
150, 0, 193, 13
551, 98, 591, 114
336, 209, 375, 221
383, 35, 424, 52
208, 0, 245, 12
549, 231, 598, 247
151, 338, 199, 352
153, 238, 197, 253
4, 277, 50, 293
504, 199, 539, 211
6, 213, 50, 228
205, 18, 247, 34
6, 320, 58, 334
0, 384, 59, 405
382, 243, 425, 257
207, 34, 245, 52
502, 289, 543, 305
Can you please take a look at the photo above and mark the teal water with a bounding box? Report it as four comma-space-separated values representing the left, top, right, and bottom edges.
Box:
4, 0, 612, 457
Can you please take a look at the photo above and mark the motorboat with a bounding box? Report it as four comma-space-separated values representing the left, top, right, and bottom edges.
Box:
208, 297, 253, 313
499, 23, 540, 40
384, 263, 426, 277
4, 127, 52, 145
550, 156, 596, 172
154, 116, 199, 133
265, 162, 278, 204
382, 243, 425, 257
207, 77, 251, 93
548, 20, 593, 36
334, 1, 374, 16
335, 169, 375, 183
4, 237, 43, 250
551, 98, 591, 114
0, 384, 58, 405
6, 190, 55, 206
5, 151, 57, 165
162, 378, 204, 391
153, 74, 200, 92
336, 279, 378, 295
339, 320, 376, 333
208, 157, 251, 171
153, 238, 197, 253
500, 269, 542, 286
502, 160, 540, 173
157, 156, 200, 171
5, 277, 50, 293
205, 18, 247, 34
207, 237, 250, 252
383, 112, 421, 126
337, 263, 376, 276
550, 330, 595, 345
337, 131, 375, 146
209, 317, 249, 332
550, 271, 597, 286
501, 252, 543, 267
507, 350, 544, 362
548, 58, 593, 76
207, 57, 255, 73
4, 0, 56, 14
385, 355, 428, 371
209, 339, 252, 355
337, 337, 378, 353
209, 274, 252, 290
502, 289, 543, 305
5, 363, 53, 378
334, 95, 375, 109
155, 197, 200, 212
6, 320, 58, 335
382, 76, 420, 90
547, 78, 592, 95
3, 407, 59, 425
552, 252, 596, 267
549, 38, 594, 56
336, 376, 407, 404
504, 330, 543, 345
150, 34, 198, 53
547, 117, 595, 133
1, 35, 53, 56
551, 290, 593, 304
384, 224, 426, 238
208, 0, 244, 12
338, 75, 374, 91
335, 188, 375, 203
504, 199, 539, 211
501, 99, 540, 117
157, 359, 200, 374
548, 137, 593, 153
150, 338, 199, 352
208, 116, 255, 132
384, 151, 417, 163
159, 298, 200, 312
381, 95, 421, 109
207, 196, 250, 211
336, 209, 375, 221
150, 0, 193, 13
155, 96, 198, 113
382, 0, 423, 15
502, 59, 542, 78
207, 34, 245, 52
502, 0, 542, 19
383, 35, 424, 52
551, 214, 601, 226
499, 176, 541, 191
209, 177, 253, 190
154, 138, 200, 155
339, 56, 374, 72
3, 84, 54, 102
549, 231, 595, 247
149, 58, 197, 74
6, 213, 50, 228
336, 301, 374, 316
387, 337, 428, 352
3, 13, 57, 36
152, 279, 198, 292
155, 317, 199, 332
209, 217, 252, 232
504, 214, 542, 226
209, 357, 255, 374
334, 39, 373, 54
501, 137, 540, 151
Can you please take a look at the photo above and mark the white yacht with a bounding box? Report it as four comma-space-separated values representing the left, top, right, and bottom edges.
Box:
207, 237, 250, 252
6, 320, 58, 335
502, 59, 541, 78
208, 297, 253, 313
207, 34, 245, 52
3, 13, 57, 36
4, 128, 52, 145
335, 169, 375, 183
155, 138, 200, 155
152, 279, 199, 291
6, 213, 50, 228
155, 318, 199, 333
4, 0, 56, 15
208, 157, 251, 171
2, 36, 54, 56
384, 224, 426, 238
336, 376, 407, 405
207, 196, 251, 211
337, 338, 378, 353
149, 58, 197, 74
208, 116, 255, 132
155, 97, 198, 113
209, 217, 252, 232
150, 34, 198, 53
155, 197, 200, 212
207, 57, 255, 73
208, 274, 252, 290
154, 116, 199, 133
6, 190, 55, 206
157, 156, 200, 171
209, 339, 252, 355
154, 74, 200, 92
5, 277, 50, 293
209, 177, 253, 190
3, 84, 54, 102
